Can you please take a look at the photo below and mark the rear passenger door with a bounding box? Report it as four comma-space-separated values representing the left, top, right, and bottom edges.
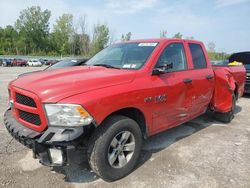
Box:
186, 42, 215, 115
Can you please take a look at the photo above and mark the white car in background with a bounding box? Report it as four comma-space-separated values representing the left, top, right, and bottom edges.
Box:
27, 60, 42, 67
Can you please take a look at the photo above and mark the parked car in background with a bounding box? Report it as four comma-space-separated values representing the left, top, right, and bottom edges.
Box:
27, 59, 42, 67
39, 59, 49, 65
2, 59, 12, 67
229, 52, 250, 94
2, 59, 11, 67
18, 58, 88, 77
0, 58, 3, 66
11, 59, 27, 66
45, 59, 59, 65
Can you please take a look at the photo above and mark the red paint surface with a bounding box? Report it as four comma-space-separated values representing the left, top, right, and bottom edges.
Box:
211, 66, 245, 113
8, 39, 246, 135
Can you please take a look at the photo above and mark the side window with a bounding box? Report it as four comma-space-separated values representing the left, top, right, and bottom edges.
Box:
156, 43, 187, 72
188, 43, 207, 69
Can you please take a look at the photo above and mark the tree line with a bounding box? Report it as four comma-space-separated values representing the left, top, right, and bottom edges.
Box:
0, 6, 112, 57
0, 6, 227, 60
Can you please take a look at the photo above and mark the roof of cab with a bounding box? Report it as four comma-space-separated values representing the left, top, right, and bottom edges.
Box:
118, 38, 202, 44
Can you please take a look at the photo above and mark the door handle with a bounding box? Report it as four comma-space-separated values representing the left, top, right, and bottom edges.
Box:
206, 74, 214, 80
183, 78, 193, 84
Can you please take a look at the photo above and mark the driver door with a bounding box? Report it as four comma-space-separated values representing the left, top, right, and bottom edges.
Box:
151, 42, 193, 132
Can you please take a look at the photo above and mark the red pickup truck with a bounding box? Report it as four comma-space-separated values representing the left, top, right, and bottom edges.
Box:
4, 39, 245, 181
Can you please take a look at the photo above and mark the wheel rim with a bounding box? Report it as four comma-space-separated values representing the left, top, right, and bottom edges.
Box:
108, 131, 135, 168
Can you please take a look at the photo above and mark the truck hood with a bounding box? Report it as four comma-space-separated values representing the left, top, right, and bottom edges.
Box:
11, 66, 136, 102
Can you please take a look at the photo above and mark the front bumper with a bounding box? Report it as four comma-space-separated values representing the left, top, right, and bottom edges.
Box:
4, 109, 84, 166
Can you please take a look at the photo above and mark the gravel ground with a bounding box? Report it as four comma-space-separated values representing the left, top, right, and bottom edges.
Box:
0, 67, 250, 188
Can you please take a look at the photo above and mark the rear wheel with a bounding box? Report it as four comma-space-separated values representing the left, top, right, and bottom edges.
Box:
88, 115, 142, 181
214, 93, 236, 123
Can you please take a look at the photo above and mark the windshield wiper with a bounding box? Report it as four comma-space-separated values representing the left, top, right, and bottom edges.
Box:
92, 64, 121, 69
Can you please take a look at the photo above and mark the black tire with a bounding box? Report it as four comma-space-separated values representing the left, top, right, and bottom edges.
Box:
214, 94, 236, 123
87, 115, 142, 182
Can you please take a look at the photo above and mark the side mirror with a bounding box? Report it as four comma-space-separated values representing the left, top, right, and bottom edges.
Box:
152, 68, 165, 75
152, 62, 173, 75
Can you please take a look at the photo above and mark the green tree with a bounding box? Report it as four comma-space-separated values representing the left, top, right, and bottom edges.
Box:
121, 32, 132, 41
15, 36, 26, 55
0, 27, 3, 54
15, 6, 51, 54
208, 51, 229, 61
69, 33, 90, 56
121, 34, 125, 41
78, 15, 90, 56
173, 32, 183, 39
0, 25, 18, 54
52, 14, 74, 55
90, 23, 109, 56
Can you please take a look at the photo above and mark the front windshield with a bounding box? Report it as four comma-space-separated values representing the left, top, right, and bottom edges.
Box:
86, 42, 158, 69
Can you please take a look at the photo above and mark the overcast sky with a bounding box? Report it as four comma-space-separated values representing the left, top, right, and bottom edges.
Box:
0, 0, 249, 53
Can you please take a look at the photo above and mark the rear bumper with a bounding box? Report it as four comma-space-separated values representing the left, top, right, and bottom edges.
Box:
4, 109, 84, 166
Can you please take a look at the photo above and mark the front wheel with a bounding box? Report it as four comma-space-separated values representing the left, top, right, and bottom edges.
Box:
88, 115, 142, 181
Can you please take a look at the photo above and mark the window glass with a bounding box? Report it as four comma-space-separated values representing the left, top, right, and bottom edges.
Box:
104, 48, 123, 61
156, 43, 187, 72
189, 43, 207, 69
86, 42, 158, 69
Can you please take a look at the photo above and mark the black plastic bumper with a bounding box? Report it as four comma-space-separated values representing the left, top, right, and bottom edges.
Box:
4, 109, 84, 166
4, 109, 41, 148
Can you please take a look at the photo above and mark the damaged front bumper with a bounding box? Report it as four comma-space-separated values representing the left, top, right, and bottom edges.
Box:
4, 109, 84, 166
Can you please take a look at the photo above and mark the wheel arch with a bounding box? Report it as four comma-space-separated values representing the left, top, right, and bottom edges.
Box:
99, 107, 148, 139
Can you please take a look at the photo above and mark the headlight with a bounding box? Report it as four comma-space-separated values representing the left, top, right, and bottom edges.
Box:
44, 104, 93, 127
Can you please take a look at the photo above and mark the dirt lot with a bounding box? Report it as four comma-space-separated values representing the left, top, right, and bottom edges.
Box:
0, 67, 249, 188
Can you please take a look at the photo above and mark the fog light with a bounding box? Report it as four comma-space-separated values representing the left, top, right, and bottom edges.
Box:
49, 148, 63, 165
